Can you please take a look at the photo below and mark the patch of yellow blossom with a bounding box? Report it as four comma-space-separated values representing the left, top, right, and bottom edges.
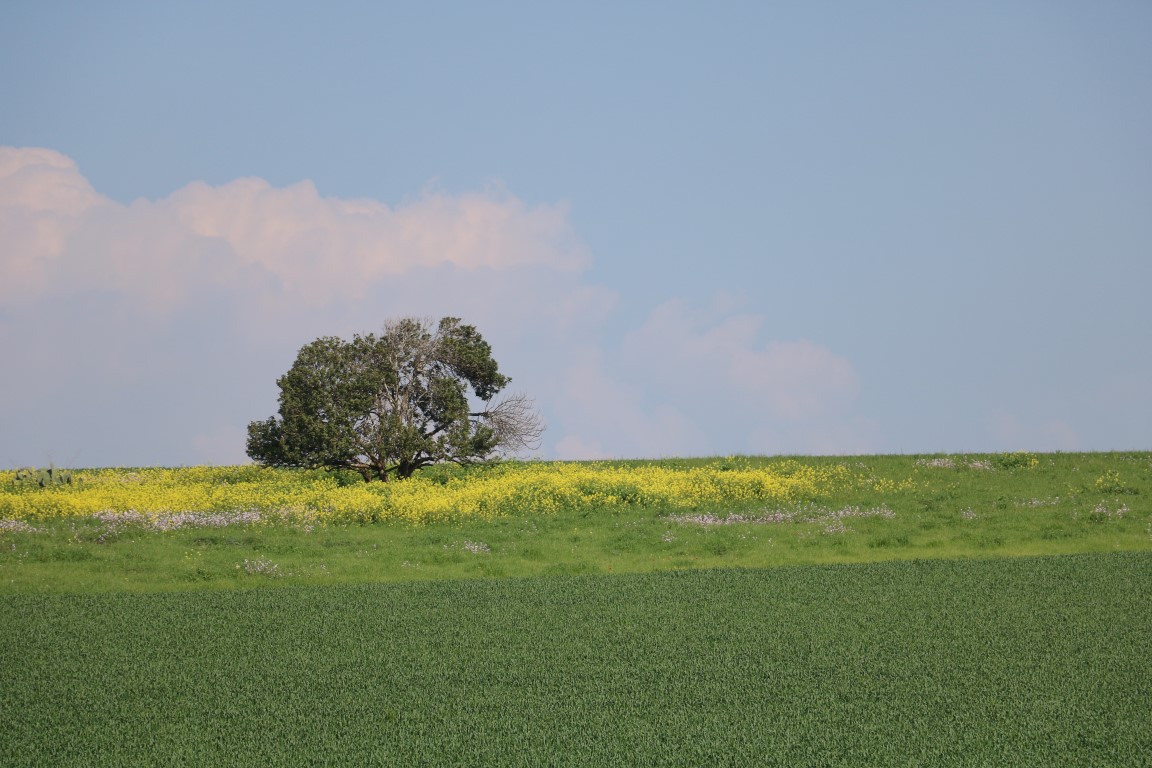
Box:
0, 460, 883, 527
869, 477, 916, 494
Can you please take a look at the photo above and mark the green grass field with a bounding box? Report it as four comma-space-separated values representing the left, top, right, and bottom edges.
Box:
3, 452, 1150, 592
1, 452, 1150, 764
2, 555, 1149, 765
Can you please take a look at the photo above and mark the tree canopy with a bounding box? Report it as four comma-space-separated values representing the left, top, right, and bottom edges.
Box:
246, 317, 543, 481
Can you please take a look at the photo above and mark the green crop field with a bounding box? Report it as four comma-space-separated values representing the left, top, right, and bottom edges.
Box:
2, 452, 1150, 764
2, 555, 1150, 766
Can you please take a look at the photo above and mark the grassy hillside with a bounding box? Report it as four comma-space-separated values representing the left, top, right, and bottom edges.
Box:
1, 452, 1148, 593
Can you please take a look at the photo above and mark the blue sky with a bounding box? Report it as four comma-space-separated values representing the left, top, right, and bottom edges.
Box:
2, 1, 1149, 467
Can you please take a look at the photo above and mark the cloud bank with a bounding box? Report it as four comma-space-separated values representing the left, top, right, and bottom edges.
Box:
0, 147, 870, 466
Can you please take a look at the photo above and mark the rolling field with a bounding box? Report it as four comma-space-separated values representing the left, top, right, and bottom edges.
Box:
2, 555, 1149, 765
1, 453, 1150, 764
1, 452, 1149, 591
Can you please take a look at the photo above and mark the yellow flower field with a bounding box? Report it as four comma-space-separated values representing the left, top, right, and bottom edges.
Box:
0, 460, 876, 526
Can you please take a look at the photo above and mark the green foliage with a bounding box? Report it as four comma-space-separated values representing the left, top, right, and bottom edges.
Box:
247, 317, 540, 482
12, 465, 73, 489
1095, 469, 1140, 495
1, 554, 1149, 765
993, 451, 1039, 470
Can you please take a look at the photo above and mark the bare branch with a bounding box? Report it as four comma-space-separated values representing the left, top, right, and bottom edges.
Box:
481, 392, 545, 455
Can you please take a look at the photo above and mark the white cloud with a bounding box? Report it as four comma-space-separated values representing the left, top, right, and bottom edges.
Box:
731, 340, 859, 422
0, 147, 588, 313
166, 178, 588, 306
0, 147, 103, 215
0, 147, 874, 466
0, 148, 108, 302
549, 345, 702, 459
544, 300, 871, 457
621, 298, 859, 420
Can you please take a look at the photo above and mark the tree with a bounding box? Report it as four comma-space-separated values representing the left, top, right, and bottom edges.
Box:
247, 317, 543, 481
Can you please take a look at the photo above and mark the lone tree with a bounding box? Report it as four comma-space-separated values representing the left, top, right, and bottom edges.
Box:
247, 317, 543, 481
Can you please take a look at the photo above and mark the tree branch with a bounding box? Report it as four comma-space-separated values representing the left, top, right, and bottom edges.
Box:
479, 392, 544, 455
